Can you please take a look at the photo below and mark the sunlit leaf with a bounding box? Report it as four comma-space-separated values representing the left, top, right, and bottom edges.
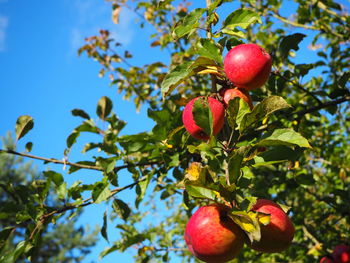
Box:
257, 128, 311, 148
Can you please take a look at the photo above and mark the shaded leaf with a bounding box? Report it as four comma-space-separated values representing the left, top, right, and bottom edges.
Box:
25, 142, 33, 152
15, 115, 34, 141
92, 182, 111, 204
113, 199, 131, 221
71, 109, 90, 119
192, 97, 213, 137
101, 211, 109, 243
240, 96, 291, 133
97, 96, 113, 120
279, 33, 306, 59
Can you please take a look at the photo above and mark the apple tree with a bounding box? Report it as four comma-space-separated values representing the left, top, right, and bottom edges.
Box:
1, 0, 349, 262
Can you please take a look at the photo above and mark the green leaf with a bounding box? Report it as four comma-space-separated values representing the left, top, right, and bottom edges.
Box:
101, 210, 109, 243
185, 184, 219, 200
161, 57, 218, 97
196, 39, 223, 64
236, 100, 252, 127
239, 96, 291, 133
227, 147, 248, 185
97, 96, 113, 120
161, 61, 193, 97
71, 109, 91, 119
279, 33, 306, 60
229, 211, 261, 243
43, 170, 64, 186
256, 128, 311, 148
15, 115, 34, 141
222, 9, 261, 29
226, 97, 240, 129
135, 174, 152, 208
57, 182, 68, 200
92, 182, 111, 204
0, 227, 14, 250
192, 97, 213, 137
25, 142, 33, 152
112, 199, 131, 221
172, 8, 205, 39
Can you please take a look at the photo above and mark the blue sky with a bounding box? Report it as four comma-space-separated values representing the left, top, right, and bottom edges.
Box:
0, 0, 349, 262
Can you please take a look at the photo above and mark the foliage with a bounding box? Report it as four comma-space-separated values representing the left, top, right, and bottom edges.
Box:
1, 0, 349, 262
0, 133, 99, 262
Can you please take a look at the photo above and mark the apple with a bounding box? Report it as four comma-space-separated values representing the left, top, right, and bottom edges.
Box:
223, 87, 253, 109
320, 256, 335, 263
182, 97, 225, 140
333, 244, 350, 263
248, 199, 295, 253
184, 204, 245, 262
223, 43, 272, 90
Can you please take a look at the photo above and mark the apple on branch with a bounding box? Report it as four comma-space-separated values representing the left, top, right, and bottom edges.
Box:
184, 204, 245, 262
222, 87, 254, 109
333, 244, 350, 263
248, 199, 295, 253
224, 43, 272, 91
182, 97, 225, 140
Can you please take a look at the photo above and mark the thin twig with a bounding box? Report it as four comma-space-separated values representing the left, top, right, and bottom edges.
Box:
272, 71, 323, 105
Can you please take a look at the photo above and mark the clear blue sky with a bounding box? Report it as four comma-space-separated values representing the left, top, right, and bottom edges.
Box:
0, 0, 348, 262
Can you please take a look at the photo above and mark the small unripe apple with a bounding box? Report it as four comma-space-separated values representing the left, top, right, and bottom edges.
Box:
184, 204, 245, 262
333, 244, 350, 263
182, 97, 225, 140
223, 88, 253, 109
224, 43, 272, 90
248, 199, 295, 253
320, 256, 335, 263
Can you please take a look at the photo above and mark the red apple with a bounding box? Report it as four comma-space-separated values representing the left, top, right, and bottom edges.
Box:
333, 244, 350, 263
224, 43, 272, 90
182, 97, 225, 140
223, 88, 253, 109
248, 199, 295, 253
184, 204, 245, 262
321, 256, 335, 263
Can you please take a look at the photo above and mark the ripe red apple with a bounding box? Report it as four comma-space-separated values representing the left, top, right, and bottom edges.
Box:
248, 199, 295, 253
333, 244, 350, 263
223, 43, 272, 90
223, 88, 253, 109
182, 97, 225, 140
184, 204, 245, 262
320, 256, 335, 263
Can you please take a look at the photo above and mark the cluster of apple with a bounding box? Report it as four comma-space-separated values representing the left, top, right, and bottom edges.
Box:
181, 44, 296, 262
184, 200, 295, 262
320, 244, 350, 263
182, 43, 271, 141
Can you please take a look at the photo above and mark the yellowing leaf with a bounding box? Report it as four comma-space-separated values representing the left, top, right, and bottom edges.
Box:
186, 162, 202, 181
257, 212, 271, 226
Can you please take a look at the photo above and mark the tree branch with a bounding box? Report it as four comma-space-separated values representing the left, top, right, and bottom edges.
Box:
271, 13, 318, 30
0, 149, 162, 174
0, 149, 102, 171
